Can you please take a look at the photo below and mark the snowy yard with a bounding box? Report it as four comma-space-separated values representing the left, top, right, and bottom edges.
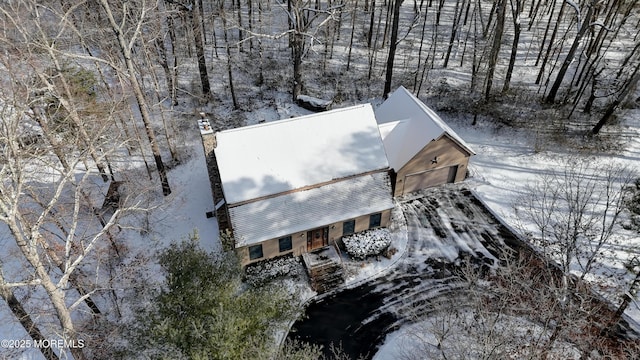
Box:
3, 102, 638, 359
454, 109, 640, 326
3, 96, 637, 359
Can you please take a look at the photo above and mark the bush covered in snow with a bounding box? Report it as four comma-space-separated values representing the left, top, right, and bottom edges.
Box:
244, 255, 303, 287
343, 228, 391, 260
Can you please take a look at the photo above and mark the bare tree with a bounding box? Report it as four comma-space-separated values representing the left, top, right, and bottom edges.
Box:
0, 4, 155, 358
281, 0, 342, 101
220, 3, 240, 110
391, 251, 639, 360
535, 0, 566, 86
592, 59, 640, 134
383, 0, 404, 98
0, 84, 149, 358
545, 0, 597, 103
0, 269, 60, 360
96, 0, 172, 196
166, 0, 212, 99
502, 0, 523, 93
484, 0, 506, 101
0, 93, 90, 360
516, 161, 634, 283
514, 160, 637, 352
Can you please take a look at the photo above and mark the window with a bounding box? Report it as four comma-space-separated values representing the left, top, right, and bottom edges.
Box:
279, 236, 292, 252
369, 213, 382, 228
343, 220, 355, 235
249, 244, 263, 260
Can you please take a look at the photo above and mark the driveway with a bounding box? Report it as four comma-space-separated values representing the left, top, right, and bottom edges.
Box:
288, 185, 520, 358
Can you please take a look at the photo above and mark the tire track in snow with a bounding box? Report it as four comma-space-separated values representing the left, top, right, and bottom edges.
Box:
289, 185, 516, 359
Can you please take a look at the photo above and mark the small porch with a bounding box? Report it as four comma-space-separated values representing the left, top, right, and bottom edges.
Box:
302, 245, 345, 294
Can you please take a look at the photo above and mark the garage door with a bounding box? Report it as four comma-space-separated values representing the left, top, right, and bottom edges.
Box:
403, 165, 458, 194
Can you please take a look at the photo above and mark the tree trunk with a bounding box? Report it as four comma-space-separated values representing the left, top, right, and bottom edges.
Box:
413, 1, 428, 91
535, 0, 562, 82
99, 0, 171, 196
369, 0, 385, 80
436, 0, 445, 26
34, 71, 109, 183
470, 1, 481, 92
482, 0, 496, 37
155, 37, 175, 106
367, 0, 376, 48
166, 8, 180, 105
382, 0, 393, 48
383, 0, 404, 98
221, 9, 239, 109
545, 1, 595, 103
144, 35, 178, 162
609, 269, 640, 331
198, 0, 206, 43
7, 219, 87, 360
592, 60, 640, 134
292, 32, 304, 101
248, 0, 254, 50
236, 0, 244, 52
484, 0, 506, 101
190, 0, 212, 98
346, 0, 359, 71
0, 272, 60, 360
443, 0, 462, 68
503, 0, 522, 93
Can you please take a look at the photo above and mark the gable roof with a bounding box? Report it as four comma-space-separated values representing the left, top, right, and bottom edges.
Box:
231, 172, 393, 247
214, 104, 389, 204
375, 86, 475, 171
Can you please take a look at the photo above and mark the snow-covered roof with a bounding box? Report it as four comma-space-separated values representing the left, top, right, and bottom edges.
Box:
375, 86, 475, 171
378, 120, 413, 171
215, 104, 389, 204
230, 172, 394, 247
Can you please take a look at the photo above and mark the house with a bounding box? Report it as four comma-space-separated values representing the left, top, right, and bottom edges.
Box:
202, 87, 474, 267
212, 104, 394, 266
375, 86, 475, 197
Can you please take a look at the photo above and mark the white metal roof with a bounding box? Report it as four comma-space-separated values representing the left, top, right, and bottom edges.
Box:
215, 104, 389, 204
378, 119, 412, 171
230, 172, 394, 247
375, 86, 475, 171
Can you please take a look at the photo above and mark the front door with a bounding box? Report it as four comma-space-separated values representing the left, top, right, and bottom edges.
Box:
307, 227, 329, 251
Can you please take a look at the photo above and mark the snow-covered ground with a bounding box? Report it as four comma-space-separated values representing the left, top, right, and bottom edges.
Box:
453, 111, 640, 325
0, 124, 220, 359
341, 202, 409, 286
289, 185, 528, 358
2, 0, 639, 358
371, 108, 640, 358
4, 96, 638, 359
374, 310, 582, 360
140, 140, 220, 252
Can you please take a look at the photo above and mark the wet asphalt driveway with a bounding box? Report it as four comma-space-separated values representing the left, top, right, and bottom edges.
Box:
288, 185, 521, 359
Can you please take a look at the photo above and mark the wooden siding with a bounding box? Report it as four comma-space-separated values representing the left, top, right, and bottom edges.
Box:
238, 208, 392, 266
403, 166, 457, 194
394, 134, 471, 197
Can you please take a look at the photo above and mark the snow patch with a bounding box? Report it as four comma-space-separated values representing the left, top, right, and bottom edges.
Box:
343, 228, 392, 260
244, 255, 305, 287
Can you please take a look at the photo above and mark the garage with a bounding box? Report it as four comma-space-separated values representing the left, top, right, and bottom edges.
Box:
403, 166, 458, 194
376, 87, 475, 197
